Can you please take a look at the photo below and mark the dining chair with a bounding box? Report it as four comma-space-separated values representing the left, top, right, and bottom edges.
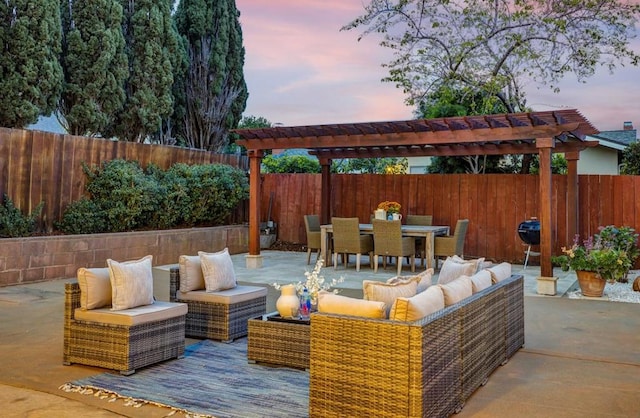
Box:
405, 215, 433, 267
434, 219, 470, 269
372, 219, 416, 275
304, 215, 322, 265
331, 217, 373, 272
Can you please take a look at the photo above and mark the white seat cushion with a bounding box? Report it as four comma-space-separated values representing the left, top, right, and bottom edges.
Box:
178, 285, 267, 304
74, 301, 187, 326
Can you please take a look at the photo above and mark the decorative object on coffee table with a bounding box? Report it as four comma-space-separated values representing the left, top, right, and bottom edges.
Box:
276, 284, 300, 319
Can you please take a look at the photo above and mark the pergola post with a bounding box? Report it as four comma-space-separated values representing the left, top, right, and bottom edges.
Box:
565, 151, 580, 243
246, 150, 264, 269
319, 158, 332, 225
537, 138, 555, 278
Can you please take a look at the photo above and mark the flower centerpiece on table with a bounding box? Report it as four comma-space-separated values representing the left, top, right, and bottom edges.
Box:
272, 258, 344, 308
378, 201, 401, 214
553, 231, 632, 283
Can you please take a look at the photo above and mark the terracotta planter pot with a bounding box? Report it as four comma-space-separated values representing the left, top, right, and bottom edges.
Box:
576, 270, 606, 297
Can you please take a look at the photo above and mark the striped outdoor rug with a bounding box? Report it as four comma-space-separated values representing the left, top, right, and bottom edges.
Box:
60, 338, 309, 418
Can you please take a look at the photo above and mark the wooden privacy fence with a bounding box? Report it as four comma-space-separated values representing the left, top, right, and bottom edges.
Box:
260, 173, 640, 264
0, 128, 248, 231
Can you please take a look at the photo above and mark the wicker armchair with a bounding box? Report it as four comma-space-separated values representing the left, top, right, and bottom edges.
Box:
434, 219, 470, 268
406, 215, 433, 267
63, 282, 187, 375
169, 267, 267, 342
331, 217, 373, 272
372, 219, 416, 275
304, 214, 322, 265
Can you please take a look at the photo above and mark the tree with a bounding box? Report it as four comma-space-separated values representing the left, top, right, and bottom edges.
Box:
332, 157, 408, 174
620, 141, 640, 174
344, 0, 640, 113
0, 0, 63, 128
174, 0, 248, 152
262, 154, 321, 173
420, 86, 508, 173
58, 0, 128, 136
107, 0, 180, 142
344, 0, 640, 173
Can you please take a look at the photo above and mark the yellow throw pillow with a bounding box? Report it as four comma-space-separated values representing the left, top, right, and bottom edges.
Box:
107, 255, 154, 311
363, 279, 418, 317
179, 255, 205, 291
438, 276, 473, 306
77, 267, 112, 310
199, 248, 236, 292
389, 285, 445, 322
318, 291, 386, 319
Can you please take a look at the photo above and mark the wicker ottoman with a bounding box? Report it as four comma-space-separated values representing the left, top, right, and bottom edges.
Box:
247, 313, 310, 370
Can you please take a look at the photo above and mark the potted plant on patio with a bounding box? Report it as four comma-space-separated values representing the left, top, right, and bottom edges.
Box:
554, 230, 633, 297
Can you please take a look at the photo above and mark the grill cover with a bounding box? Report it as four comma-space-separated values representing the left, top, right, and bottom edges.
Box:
518, 219, 540, 245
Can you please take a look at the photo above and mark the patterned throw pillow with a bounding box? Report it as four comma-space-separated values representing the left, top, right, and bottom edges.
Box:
199, 248, 237, 292
363, 279, 418, 318
107, 255, 154, 311
437, 258, 476, 285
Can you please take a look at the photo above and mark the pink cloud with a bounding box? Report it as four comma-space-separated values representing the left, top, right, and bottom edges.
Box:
237, 0, 640, 131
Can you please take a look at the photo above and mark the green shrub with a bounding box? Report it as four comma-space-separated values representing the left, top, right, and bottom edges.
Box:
0, 194, 43, 237
262, 154, 321, 173
54, 198, 106, 234
56, 160, 249, 234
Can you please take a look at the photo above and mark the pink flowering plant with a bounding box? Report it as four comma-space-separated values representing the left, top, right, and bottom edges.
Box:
553, 226, 637, 283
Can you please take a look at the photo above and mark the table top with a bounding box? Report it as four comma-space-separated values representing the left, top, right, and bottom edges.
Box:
321, 223, 449, 234
261, 311, 310, 325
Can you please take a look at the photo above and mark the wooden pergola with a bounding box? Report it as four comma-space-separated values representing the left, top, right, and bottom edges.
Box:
234, 109, 598, 278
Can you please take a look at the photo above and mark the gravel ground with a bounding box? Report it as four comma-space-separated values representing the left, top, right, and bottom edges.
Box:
567, 273, 640, 303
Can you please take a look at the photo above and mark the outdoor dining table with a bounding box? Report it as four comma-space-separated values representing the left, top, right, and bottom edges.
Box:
320, 223, 450, 270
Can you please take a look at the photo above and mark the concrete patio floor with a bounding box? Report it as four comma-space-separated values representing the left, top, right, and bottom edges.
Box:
1, 250, 639, 417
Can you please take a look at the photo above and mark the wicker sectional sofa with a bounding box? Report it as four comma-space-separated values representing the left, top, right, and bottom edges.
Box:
309, 273, 524, 418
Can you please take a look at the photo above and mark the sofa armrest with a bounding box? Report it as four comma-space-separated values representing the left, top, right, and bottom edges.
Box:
169, 267, 180, 301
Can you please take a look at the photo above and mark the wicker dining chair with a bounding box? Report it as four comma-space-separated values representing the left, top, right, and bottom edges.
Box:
331, 217, 373, 272
434, 219, 470, 269
372, 219, 416, 275
304, 214, 322, 265
405, 215, 433, 267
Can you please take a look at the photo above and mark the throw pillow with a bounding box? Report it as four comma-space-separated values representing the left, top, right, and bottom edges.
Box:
487, 262, 512, 283
199, 248, 236, 292
470, 270, 492, 293
363, 279, 418, 317
77, 267, 112, 310
450, 255, 486, 274
386, 268, 434, 293
437, 258, 476, 285
318, 291, 386, 319
389, 285, 445, 322
438, 276, 473, 306
107, 255, 154, 311
179, 255, 205, 291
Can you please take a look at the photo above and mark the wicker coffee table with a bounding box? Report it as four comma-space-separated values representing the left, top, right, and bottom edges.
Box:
247, 312, 310, 370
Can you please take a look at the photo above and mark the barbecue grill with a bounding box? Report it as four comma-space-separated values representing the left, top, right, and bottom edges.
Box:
518, 218, 540, 268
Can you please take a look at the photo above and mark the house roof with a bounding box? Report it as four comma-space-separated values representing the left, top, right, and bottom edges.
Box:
589, 129, 638, 151
234, 110, 599, 159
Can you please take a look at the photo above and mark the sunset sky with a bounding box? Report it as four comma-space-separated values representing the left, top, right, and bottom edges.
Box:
236, 0, 640, 132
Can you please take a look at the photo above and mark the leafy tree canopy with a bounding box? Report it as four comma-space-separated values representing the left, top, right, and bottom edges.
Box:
343, 0, 640, 114
332, 158, 408, 174
620, 141, 640, 174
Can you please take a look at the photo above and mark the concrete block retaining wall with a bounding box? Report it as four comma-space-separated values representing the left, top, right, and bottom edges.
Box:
0, 225, 248, 287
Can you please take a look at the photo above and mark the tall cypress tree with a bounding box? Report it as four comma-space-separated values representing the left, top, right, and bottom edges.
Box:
174, 0, 248, 152
0, 0, 63, 128
109, 0, 179, 142
59, 0, 128, 136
